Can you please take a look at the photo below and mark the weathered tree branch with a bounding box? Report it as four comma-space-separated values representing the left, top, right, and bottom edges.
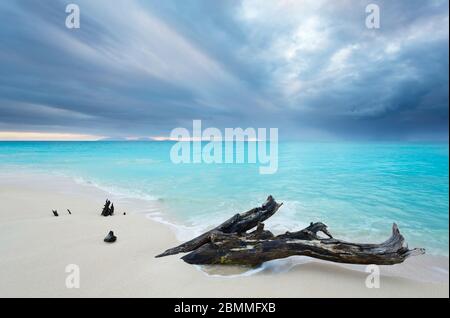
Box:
156, 195, 283, 257
181, 223, 425, 266
156, 196, 425, 267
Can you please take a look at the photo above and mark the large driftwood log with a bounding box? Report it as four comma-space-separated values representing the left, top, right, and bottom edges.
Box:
156, 195, 283, 258
157, 196, 425, 267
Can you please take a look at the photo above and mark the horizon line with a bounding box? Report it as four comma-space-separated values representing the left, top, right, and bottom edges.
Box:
0, 131, 448, 143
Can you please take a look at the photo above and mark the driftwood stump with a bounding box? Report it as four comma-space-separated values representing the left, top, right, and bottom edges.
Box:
156, 196, 425, 267
101, 200, 114, 216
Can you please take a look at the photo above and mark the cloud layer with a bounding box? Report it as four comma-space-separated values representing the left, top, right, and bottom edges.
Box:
0, 0, 448, 140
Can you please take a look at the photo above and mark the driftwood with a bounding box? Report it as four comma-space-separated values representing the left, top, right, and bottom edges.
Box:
157, 196, 425, 267
156, 195, 283, 258
101, 200, 115, 216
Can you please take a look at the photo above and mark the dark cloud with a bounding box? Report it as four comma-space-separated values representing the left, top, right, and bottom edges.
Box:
0, 0, 448, 140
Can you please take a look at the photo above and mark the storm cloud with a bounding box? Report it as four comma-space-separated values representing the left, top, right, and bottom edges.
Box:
0, 0, 448, 140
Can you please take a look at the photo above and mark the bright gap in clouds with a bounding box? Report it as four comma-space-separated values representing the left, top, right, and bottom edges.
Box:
0, 132, 104, 141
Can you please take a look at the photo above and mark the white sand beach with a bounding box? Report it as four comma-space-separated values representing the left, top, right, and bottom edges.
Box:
0, 171, 448, 298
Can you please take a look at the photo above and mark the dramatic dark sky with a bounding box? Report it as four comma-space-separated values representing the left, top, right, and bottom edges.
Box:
0, 0, 448, 140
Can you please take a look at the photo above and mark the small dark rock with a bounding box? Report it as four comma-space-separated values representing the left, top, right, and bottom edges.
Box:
52, 210, 59, 217
104, 230, 117, 243
67, 209, 72, 215
123, 212, 126, 215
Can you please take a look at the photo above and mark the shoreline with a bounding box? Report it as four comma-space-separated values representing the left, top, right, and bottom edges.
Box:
0, 170, 448, 297
4, 166, 449, 258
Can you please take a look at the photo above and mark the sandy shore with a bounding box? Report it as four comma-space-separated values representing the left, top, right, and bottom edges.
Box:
0, 171, 448, 298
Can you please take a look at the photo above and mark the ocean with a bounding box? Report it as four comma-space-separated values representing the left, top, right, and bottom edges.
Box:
0, 141, 448, 256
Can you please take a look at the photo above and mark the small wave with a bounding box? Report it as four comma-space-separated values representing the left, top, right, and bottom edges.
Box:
195, 255, 449, 284
194, 256, 315, 278
71, 175, 160, 202
145, 213, 214, 242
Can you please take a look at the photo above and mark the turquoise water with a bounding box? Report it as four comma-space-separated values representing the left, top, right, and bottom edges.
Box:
0, 141, 448, 255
